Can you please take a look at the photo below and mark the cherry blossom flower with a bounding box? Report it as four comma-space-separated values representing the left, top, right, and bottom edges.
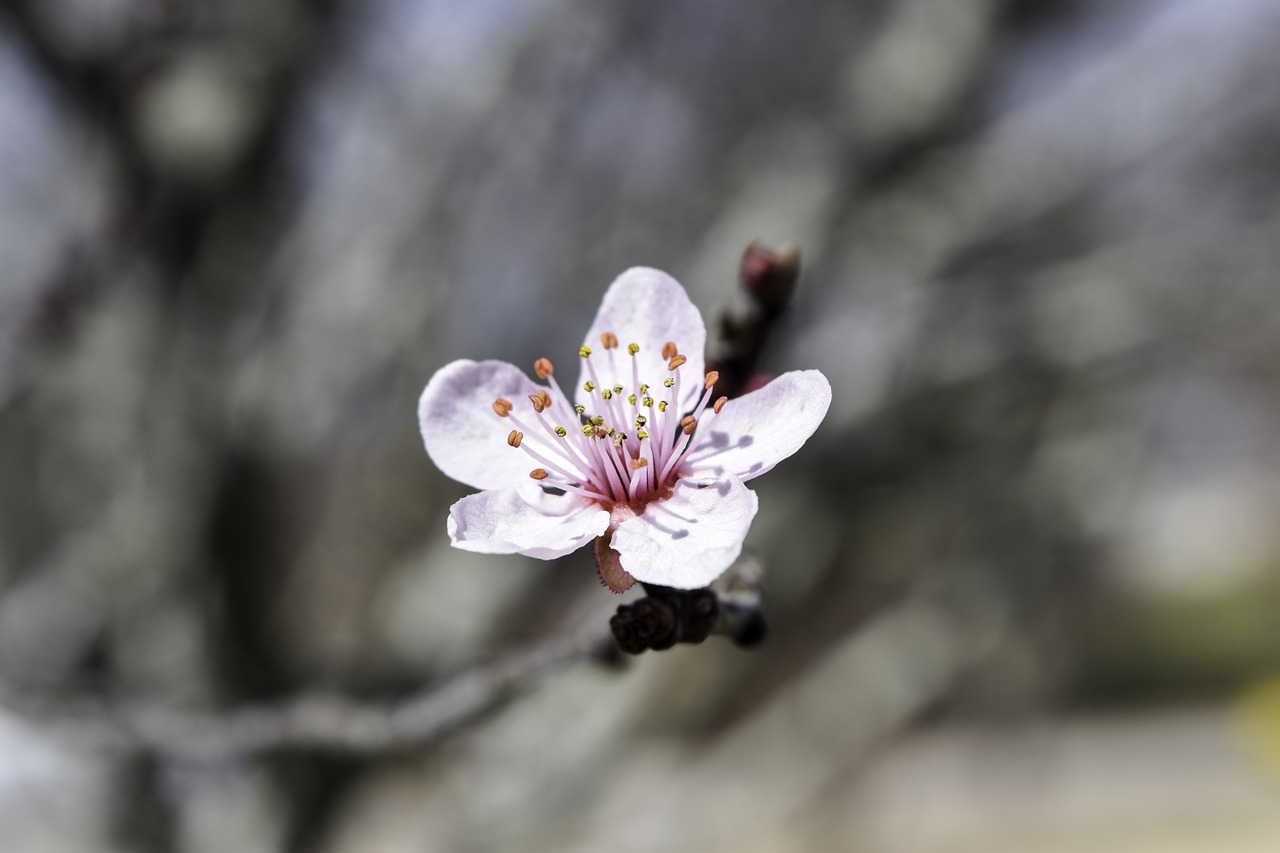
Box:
418, 268, 831, 593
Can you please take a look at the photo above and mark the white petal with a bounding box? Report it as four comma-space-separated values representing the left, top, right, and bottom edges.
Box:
612, 477, 758, 589
576, 268, 706, 411
419, 359, 544, 490
681, 370, 832, 484
447, 484, 610, 560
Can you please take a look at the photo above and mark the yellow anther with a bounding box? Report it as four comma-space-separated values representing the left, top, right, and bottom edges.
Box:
507, 430, 523, 448
627, 342, 640, 356
634, 415, 647, 427
575, 405, 585, 415
643, 396, 654, 408
601, 389, 613, 400
713, 396, 728, 414
581, 424, 595, 437
554, 426, 568, 437
579, 345, 592, 358
704, 371, 719, 389
667, 354, 687, 371
636, 430, 650, 440
529, 468, 549, 480
492, 398, 513, 417
590, 415, 605, 426
639, 384, 649, 394
662, 341, 678, 360
528, 393, 546, 413
614, 437, 625, 448
601, 332, 619, 349
606, 427, 616, 436
533, 358, 554, 379
658, 400, 668, 412
612, 384, 623, 394
628, 394, 637, 405
663, 378, 674, 388
583, 380, 596, 392
629, 457, 648, 470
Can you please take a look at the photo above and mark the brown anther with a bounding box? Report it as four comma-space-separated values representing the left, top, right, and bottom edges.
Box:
594, 427, 609, 438
492, 398, 513, 417
533, 358, 554, 379
662, 341, 678, 360
538, 389, 552, 409
600, 331, 619, 350
681, 415, 697, 429
528, 394, 546, 413
507, 430, 523, 448
667, 354, 687, 371
629, 457, 648, 470
704, 371, 719, 389
682, 420, 697, 436
529, 468, 549, 480
713, 396, 728, 414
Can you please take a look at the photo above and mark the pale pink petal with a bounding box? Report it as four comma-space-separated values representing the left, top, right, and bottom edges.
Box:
681, 370, 831, 484
419, 359, 543, 490
576, 268, 706, 410
611, 477, 758, 589
447, 484, 610, 559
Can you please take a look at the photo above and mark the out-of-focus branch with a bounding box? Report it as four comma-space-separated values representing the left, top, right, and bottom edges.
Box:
0, 628, 615, 757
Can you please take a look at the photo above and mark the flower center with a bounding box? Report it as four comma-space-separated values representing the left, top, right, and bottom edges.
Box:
491, 332, 727, 509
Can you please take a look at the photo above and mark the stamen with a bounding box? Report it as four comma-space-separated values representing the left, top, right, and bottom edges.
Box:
704, 371, 719, 389
534, 358, 554, 379
639, 384, 649, 395
530, 469, 549, 480
493, 398, 513, 417
636, 430, 650, 440
601, 332, 619, 349
662, 341, 678, 360
612, 384, 623, 394
581, 424, 594, 437
629, 458, 647, 470
682, 419, 697, 436
628, 394, 638, 405
601, 389, 613, 400
627, 342, 640, 356
667, 354, 687, 371
663, 378, 674, 388
555, 426, 568, 437
714, 396, 728, 414
528, 394, 546, 413
635, 415, 647, 428
507, 430, 523, 448
579, 345, 592, 358
575, 405, 585, 415
657, 401, 668, 412
583, 381, 596, 393
643, 396, 654, 408
538, 390, 552, 409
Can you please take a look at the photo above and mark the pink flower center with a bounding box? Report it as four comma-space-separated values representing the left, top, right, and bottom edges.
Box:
492, 333, 727, 511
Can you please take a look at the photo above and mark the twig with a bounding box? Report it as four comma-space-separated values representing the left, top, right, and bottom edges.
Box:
0, 627, 614, 757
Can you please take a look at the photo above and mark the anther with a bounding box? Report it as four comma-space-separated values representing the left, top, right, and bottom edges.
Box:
530, 468, 549, 480
554, 426, 568, 437
643, 396, 654, 408
628, 394, 638, 405
492, 398, 513, 417
639, 384, 649, 394
595, 427, 608, 438
601, 389, 613, 400
663, 378, 674, 388
612, 384, 623, 394
681, 415, 696, 429
627, 343, 640, 356
713, 396, 728, 414
704, 371, 719, 389
601, 332, 619, 350
635, 415, 647, 427
667, 355, 687, 371
658, 400, 668, 412
590, 416, 605, 426
538, 390, 552, 408
583, 381, 596, 393
581, 424, 595, 437
575, 405, 585, 415
507, 430, 523, 448
636, 430, 650, 440
579, 345, 592, 358
682, 420, 697, 436
629, 458, 648, 470
533, 358, 554, 379
662, 341, 678, 360
528, 394, 545, 413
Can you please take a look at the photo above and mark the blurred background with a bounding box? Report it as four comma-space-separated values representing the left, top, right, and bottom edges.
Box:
2, 0, 1280, 850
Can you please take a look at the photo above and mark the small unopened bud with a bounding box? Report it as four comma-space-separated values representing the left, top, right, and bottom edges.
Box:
740, 242, 800, 316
